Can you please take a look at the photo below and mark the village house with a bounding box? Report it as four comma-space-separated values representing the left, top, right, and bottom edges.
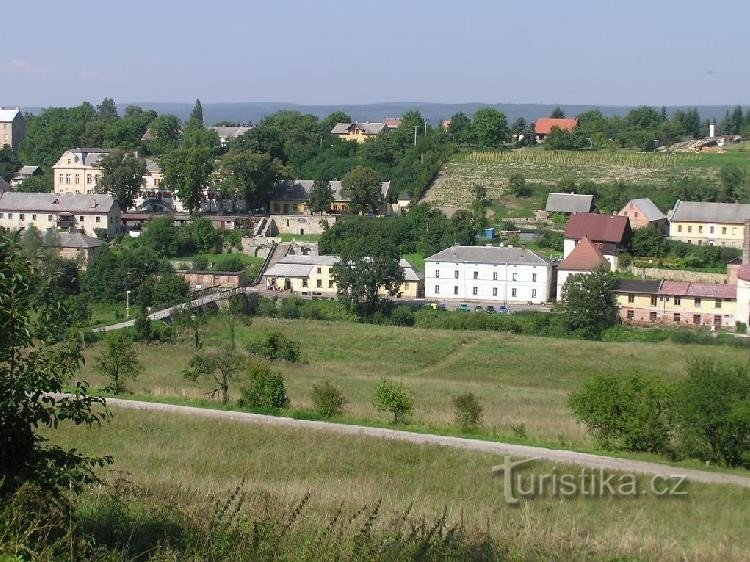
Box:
43, 231, 106, 269
9, 165, 41, 187
555, 236, 610, 299
53, 148, 110, 194
424, 245, 552, 304
669, 200, 750, 248
545, 192, 594, 215
263, 254, 423, 298
0, 107, 26, 148
331, 122, 386, 143
179, 269, 248, 291
618, 198, 668, 233
563, 213, 631, 270
208, 126, 253, 147
534, 117, 578, 143
383, 117, 402, 129
270, 179, 391, 216
0, 192, 121, 237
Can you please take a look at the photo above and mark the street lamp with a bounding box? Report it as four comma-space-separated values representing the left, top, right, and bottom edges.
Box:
126, 289, 132, 319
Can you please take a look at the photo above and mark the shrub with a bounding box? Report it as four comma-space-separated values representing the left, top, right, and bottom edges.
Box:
192, 255, 208, 270
508, 173, 531, 197
569, 373, 672, 453
311, 381, 347, 418
247, 331, 301, 362
256, 296, 278, 317
238, 362, 289, 410
453, 393, 483, 430
389, 305, 415, 326
373, 379, 414, 424
736, 321, 747, 334
212, 254, 245, 272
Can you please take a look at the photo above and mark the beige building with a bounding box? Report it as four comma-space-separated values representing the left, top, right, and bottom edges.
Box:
270, 179, 391, 216
43, 231, 106, 269
0, 192, 121, 237
331, 122, 386, 143
53, 148, 110, 194
618, 198, 668, 233
0, 107, 26, 148
669, 200, 750, 248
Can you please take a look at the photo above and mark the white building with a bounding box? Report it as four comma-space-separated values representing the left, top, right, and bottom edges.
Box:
425, 245, 552, 304
53, 148, 110, 194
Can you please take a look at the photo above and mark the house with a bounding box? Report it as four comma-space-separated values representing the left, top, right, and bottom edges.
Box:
0, 107, 26, 148
208, 126, 253, 147
263, 254, 423, 298
384, 117, 402, 129
424, 245, 552, 304
0, 192, 121, 237
669, 200, 750, 248
619, 198, 667, 233
563, 213, 631, 269
555, 236, 610, 299
179, 269, 248, 291
43, 231, 105, 269
534, 118, 578, 142
270, 179, 391, 216
331, 122, 386, 143
53, 148, 110, 194
545, 192, 594, 215
9, 166, 42, 187
615, 279, 737, 329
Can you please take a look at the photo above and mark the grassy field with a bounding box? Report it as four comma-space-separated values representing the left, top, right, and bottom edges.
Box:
44, 408, 750, 561
425, 146, 750, 213
77, 315, 750, 465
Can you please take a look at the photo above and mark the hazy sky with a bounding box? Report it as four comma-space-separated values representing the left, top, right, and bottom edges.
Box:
2, 0, 748, 107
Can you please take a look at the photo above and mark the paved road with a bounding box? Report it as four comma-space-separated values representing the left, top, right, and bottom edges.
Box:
104, 397, 750, 489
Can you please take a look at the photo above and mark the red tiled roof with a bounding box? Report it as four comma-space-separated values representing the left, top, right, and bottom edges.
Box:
658, 281, 736, 299
564, 213, 630, 244
558, 237, 609, 271
535, 118, 579, 135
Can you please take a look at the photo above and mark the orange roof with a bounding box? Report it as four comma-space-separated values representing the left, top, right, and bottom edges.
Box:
535, 118, 579, 135
559, 237, 609, 271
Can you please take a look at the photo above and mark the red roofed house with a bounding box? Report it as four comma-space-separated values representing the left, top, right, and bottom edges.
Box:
555, 237, 610, 299
534, 118, 579, 142
563, 213, 632, 270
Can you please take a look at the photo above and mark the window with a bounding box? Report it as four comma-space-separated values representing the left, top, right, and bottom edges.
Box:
649, 311, 657, 322
65, 174, 71, 185
454, 286, 459, 295
532, 273, 537, 282
492, 287, 497, 296
698, 225, 703, 233
714, 315, 722, 327
650, 296, 657, 307
687, 225, 692, 233
626, 310, 634, 320
715, 299, 722, 309
512, 272, 518, 282
316, 267, 322, 274
454, 270, 459, 279
79, 216, 84, 222
532, 289, 537, 298
694, 297, 702, 308
674, 296, 681, 305
48, 215, 52, 221
492, 271, 497, 280
472, 287, 478, 295
86, 174, 92, 185
31, 214, 36, 220
7, 213, 12, 219
302, 279, 308, 287
693, 314, 701, 325
674, 313, 681, 323
58, 174, 63, 185
722, 226, 727, 234
0, 213, 3, 218
434, 285, 440, 294
628, 294, 635, 303
328, 280, 334, 288
435, 270, 440, 278
511, 288, 517, 298
677, 225, 682, 233
473, 271, 478, 279
709, 226, 714, 234
316, 279, 322, 288
95, 216, 101, 223
75, 174, 80, 185
19, 214, 24, 221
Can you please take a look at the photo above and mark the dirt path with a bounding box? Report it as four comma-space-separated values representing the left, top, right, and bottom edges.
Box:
104, 397, 750, 489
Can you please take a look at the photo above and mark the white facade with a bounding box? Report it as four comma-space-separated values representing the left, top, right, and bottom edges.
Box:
424, 246, 552, 304
564, 238, 618, 270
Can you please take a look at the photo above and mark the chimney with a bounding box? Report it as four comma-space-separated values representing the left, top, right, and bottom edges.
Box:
744, 219, 750, 265
709, 123, 716, 139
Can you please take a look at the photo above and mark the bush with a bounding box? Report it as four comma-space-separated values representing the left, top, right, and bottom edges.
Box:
453, 393, 483, 430
569, 373, 672, 453
736, 321, 747, 334
238, 362, 289, 410
211, 254, 245, 272
508, 173, 531, 197
256, 296, 278, 317
247, 331, 301, 362
311, 381, 347, 418
389, 305, 415, 326
372, 379, 414, 424
192, 255, 208, 270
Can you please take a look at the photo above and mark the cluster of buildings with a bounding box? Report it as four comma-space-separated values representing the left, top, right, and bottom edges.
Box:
330, 118, 402, 143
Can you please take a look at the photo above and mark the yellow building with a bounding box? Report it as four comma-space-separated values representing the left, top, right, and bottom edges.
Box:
263, 255, 423, 298
669, 200, 750, 248
270, 179, 391, 216
42, 232, 106, 269
330, 122, 386, 143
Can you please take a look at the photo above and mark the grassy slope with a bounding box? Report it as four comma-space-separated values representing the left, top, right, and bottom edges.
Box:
47, 408, 750, 561
77, 316, 750, 458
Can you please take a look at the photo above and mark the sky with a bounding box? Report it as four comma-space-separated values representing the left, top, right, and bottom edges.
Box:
2, 0, 749, 107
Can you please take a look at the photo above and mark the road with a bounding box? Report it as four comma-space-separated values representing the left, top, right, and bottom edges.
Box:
103, 397, 750, 489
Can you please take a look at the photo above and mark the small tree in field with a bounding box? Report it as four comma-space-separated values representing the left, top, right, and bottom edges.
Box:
453, 393, 483, 430
183, 347, 242, 404
97, 331, 142, 394
239, 361, 289, 410
312, 381, 347, 418
559, 266, 616, 340
373, 379, 414, 423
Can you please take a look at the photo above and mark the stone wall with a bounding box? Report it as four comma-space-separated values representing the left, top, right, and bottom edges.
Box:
626, 266, 728, 284
269, 215, 339, 235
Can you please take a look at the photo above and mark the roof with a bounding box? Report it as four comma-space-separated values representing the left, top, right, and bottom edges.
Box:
57, 148, 111, 168
144, 159, 161, 174
399, 258, 423, 281
44, 232, 105, 249
621, 198, 666, 222
331, 122, 386, 135
425, 245, 549, 266
265, 255, 422, 280
614, 279, 662, 294
558, 237, 609, 271
564, 213, 630, 244
0, 192, 117, 213
278, 254, 340, 266
545, 192, 593, 213
208, 126, 253, 139
658, 280, 736, 299
263, 263, 315, 278
0, 107, 21, 122
272, 179, 390, 202
534, 118, 579, 135
15, 165, 39, 176
384, 117, 402, 129
671, 200, 750, 224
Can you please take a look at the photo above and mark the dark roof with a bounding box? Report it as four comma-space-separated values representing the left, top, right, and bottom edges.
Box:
545, 192, 593, 213
44, 232, 105, 249
426, 245, 549, 266
0, 192, 117, 213
614, 279, 661, 294
620, 198, 666, 222
671, 200, 750, 224
564, 213, 630, 244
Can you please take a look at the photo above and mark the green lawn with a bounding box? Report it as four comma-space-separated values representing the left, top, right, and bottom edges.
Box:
402, 252, 425, 272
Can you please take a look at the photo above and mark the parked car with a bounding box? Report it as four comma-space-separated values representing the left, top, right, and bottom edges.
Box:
429, 303, 447, 311
474, 305, 484, 312
456, 303, 471, 312
497, 305, 510, 314
486, 305, 496, 314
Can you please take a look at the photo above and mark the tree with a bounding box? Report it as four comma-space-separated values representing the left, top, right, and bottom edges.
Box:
190, 98, 204, 125
238, 361, 289, 410
630, 226, 668, 257
720, 165, 747, 201
143, 114, 181, 155
0, 145, 20, 181
160, 146, 214, 214
447, 112, 473, 144
550, 106, 566, 118
217, 148, 290, 209
183, 346, 242, 404
453, 393, 483, 430
96, 97, 118, 121
471, 108, 509, 148
559, 267, 616, 339
470, 183, 489, 228
373, 379, 413, 423
247, 331, 301, 362
0, 232, 110, 497
341, 165, 383, 214
308, 176, 334, 214
97, 148, 147, 210
97, 331, 142, 394
16, 174, 52, 193
311, 381, 347, 418
508, 173, 531, 197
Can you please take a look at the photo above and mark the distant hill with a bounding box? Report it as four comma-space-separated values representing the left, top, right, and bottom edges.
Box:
24, 101, 747, 126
